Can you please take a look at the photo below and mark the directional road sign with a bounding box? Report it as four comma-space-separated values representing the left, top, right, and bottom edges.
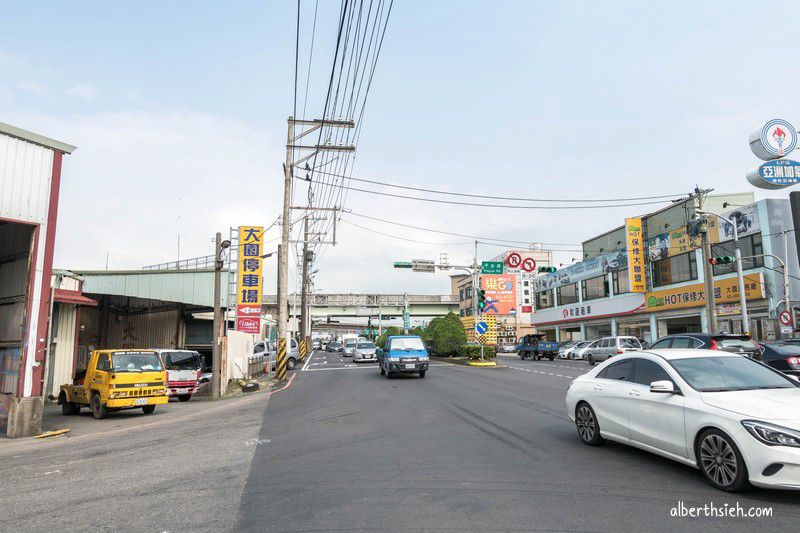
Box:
475, 321, 489, 334
481, 261, 504, 275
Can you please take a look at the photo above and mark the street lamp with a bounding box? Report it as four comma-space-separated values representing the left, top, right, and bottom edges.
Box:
696, 210, 750, 336
212, 234, 230, 400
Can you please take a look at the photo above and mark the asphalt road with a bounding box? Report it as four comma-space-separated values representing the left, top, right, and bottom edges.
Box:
3, 351, 800, 532
238, 351, 800, 532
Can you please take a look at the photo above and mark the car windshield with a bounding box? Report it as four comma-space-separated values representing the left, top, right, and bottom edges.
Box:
716, 337, 758, 350
357, 342, 375, 349
112, 351, 163, 372
162, 351, 202, 370
669, 356, 796, 392
330, 342, 341, 347
390, 337, 425, 351
770, 343, 800, 355
345, 340, 357, 346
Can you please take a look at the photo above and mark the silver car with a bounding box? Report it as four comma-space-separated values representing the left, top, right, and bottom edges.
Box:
558, 341, 581, 359
343, 338, 358, 357
353, 341, 377, 363
586, 336, 642, 365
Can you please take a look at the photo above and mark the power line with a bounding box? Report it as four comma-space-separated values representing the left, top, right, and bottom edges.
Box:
340, 219, 472, 245
311, 169, 688, 203
327, 182, 681, 210
346, 211, 582, 247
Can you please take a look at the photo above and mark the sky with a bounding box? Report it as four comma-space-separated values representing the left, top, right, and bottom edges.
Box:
1, 0, 798, 296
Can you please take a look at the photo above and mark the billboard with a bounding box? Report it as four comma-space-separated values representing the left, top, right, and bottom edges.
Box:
481, 274, 516, 315
625, 218, 646, 293
236, 226, 264, 334
534, 250, 626, 292
645, 274, 765, 312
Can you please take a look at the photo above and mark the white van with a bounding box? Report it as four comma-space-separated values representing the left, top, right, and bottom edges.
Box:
341, 334, 359, 357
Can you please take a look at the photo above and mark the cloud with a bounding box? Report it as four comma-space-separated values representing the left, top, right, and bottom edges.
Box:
17, 79, 52, 102
65, 83, 98, 102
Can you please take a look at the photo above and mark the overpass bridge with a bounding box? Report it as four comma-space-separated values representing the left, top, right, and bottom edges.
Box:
267, 293, 458, 320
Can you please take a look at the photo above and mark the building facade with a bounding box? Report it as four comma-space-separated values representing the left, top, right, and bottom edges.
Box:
531, 194, 799, 344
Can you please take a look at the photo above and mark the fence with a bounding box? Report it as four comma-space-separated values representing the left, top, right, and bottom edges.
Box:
248, 354, 269, 379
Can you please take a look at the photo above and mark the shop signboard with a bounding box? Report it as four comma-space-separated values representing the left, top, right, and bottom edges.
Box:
747, 159, 800, 190
481, 274, 516, 315
645, 274, 764, 312
534, 250, 627, 291
625, 218, 646, 293
647, 224, 701, 261
532, 293, 645, 326
236, 226, 264, 334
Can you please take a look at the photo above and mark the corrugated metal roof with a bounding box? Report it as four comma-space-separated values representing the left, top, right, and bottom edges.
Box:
0, 135, 55, 224
0, 121, 76, 154
76, 269, 224, 308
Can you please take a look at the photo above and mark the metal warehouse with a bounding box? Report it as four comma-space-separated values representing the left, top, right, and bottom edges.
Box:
0, 121, 75, 437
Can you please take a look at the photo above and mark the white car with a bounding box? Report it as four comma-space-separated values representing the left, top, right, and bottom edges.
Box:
570, 340, 596, 360
566, 349, 800, 491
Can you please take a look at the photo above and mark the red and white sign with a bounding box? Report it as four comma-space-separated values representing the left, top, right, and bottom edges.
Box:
521, 257, 536, 272
238, 304, 261, 316
237, 316, 261, 334
779, 311, 792, 326
506, 252, 522, 269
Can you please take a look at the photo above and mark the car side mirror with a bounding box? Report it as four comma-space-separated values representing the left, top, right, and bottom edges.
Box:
650, 380, 676, 394
788, 374, 800, 383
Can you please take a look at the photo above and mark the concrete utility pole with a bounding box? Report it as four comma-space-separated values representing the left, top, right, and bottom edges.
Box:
279, 117, 354, 380
212, 232, 230, 400
696, 189, 717, 335
300, 210, 310, 347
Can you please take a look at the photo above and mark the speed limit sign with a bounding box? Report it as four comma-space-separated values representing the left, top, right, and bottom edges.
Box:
779, 311, 792, 326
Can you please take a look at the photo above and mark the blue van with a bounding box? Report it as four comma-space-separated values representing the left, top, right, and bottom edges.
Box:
376, 335, 429, 378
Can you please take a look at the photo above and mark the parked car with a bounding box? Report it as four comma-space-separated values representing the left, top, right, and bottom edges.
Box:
570, 340, 596, 360
566, 349, 800, 491
758, 342, 800, 376
558, 341, 582, 359
498, 343, 517, 353
649, 333, 761, 360
354, 341, 378, 363
376, 335, 429, 378
312, 339, 321, 350
517, 334, 559, 361
586, 336, 641, 365
254, 338, 300, 370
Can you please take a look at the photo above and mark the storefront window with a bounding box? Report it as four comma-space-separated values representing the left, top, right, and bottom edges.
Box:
535, 289, 554, 310
651, 251, 697, 287
557, 283, 579, 305
711, 234, 764, 275
617, 320, 653, 345
581, 275, 609, 301
612, 269, 630, 295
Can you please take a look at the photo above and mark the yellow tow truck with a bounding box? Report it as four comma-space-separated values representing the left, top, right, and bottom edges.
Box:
58, 349, 169, 419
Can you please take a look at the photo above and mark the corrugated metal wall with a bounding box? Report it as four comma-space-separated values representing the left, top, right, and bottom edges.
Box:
0, 224, 32, 345
48, 303, 77, 395
78, 306, 184, 365
0, 134, 54, 224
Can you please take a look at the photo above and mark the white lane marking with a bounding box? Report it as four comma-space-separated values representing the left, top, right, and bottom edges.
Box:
303, 363, 451, 372
301, 350, 315, 371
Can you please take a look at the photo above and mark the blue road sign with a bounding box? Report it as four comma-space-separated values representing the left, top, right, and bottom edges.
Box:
476, 321, 489, 334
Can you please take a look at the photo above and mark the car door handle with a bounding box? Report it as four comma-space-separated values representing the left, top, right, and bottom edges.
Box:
593, 386, 604, 391
628, 389, 641, 397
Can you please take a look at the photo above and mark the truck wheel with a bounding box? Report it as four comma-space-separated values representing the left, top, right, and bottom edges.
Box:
90, 393, 107, 420
419, 370, 426, 378
177, 395, 191, 402
380, 364, 385, 375
519, 352, 526, 360
534, 353, 541, 361
142, 405, 156, 414
549, 355, 555, 361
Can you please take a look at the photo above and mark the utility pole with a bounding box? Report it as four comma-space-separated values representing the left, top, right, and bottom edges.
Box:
403, 293, 409, 334
696, 188, 717, 335
212, 232, 230, 400
279, 117, 355, 380
300, 209, 310, 355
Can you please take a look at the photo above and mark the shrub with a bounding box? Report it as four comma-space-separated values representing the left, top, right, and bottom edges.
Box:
463, 345, 497, 360
427, 312, 468, 356
375, 326, 403, 348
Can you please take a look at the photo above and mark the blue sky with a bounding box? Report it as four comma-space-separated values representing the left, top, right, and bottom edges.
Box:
1, 1, 798, 294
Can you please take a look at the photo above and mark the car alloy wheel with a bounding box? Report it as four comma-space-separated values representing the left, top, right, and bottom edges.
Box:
698, 432, 745, 491
575, 403, 602, 445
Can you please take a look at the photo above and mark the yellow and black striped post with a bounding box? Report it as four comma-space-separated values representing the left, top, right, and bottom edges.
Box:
299, 339, 307, 362
305, 336, 311, 357
276, 338, 287, 381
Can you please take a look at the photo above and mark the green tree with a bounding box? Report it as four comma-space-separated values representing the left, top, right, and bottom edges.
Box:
376, 326, 403, 348
427, 312, 468, 356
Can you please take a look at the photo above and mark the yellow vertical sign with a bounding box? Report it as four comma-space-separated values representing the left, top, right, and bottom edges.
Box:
236, 226, 264, 334
625, 218, 646, 293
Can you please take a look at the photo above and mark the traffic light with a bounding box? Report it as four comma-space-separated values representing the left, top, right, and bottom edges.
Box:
709, 256, 734, 266
477, 289, 487, 310
538, 266, 557, 273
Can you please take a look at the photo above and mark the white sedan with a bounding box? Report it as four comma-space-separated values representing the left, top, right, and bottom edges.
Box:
566, 349, 800, 491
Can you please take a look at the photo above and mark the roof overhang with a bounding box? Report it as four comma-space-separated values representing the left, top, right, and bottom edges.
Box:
0, 121, 77, 154
54, 288, 98, 307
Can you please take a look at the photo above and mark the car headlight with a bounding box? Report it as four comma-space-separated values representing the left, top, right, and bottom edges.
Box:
741, 420, 800, 447
387, 357, 400, 362
418, 356, 429, 361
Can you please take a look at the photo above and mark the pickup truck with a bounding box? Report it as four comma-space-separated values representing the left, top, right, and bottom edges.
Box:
58, 349, 169, 419
517, 334, 559, 361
